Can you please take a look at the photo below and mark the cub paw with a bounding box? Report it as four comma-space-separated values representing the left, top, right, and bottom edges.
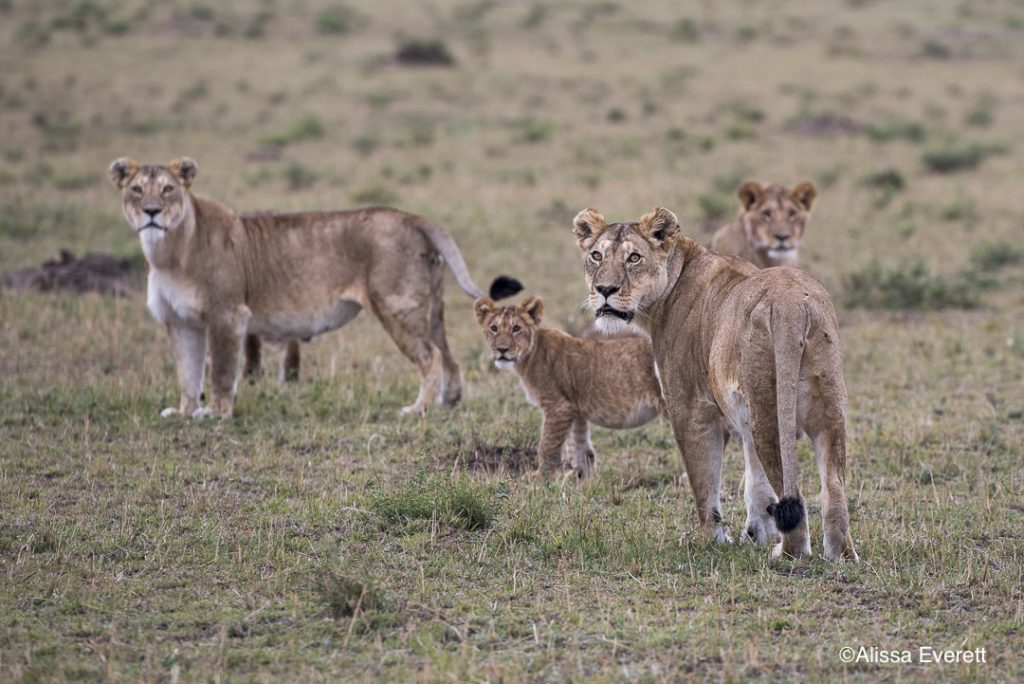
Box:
159, 407, 180, 418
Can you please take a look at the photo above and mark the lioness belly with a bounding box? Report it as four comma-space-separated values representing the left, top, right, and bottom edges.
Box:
248, 299, 362, 343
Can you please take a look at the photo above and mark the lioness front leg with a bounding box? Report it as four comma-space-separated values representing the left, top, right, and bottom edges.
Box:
164, 324, 206, 418
199, 308, 250, 419
537, 407, 574, 478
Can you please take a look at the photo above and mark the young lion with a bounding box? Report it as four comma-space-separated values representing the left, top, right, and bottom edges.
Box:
574, 206, 857, 561
710, 181, 816, 268
108, 156, 521, 418
474, 296, 663, 478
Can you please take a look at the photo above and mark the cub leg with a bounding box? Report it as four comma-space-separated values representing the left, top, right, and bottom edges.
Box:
537, 406, 574, 477
164, 324, 206, 418
569, 417, 596, 479
201, 307, 250, 419
280, 340, 301, 383
812, 428, 858, 561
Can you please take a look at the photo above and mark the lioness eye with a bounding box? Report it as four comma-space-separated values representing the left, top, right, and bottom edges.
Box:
489, 325, 498, 332
591, 251, 602, 262
761, 210, 772, 219
512, 325, 521, 333
162, 185, 175, 194
130, 185, 143, 194
628, 253, 641, 264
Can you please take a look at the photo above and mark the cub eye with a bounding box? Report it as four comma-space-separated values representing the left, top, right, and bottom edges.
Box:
788, 209, 798, 219
130, 185, 143, 194
162, 185, 175, 194
761, 210, 772, 219
590, 251, 603, 262
489, 324, 498, 332
627, 253, 641, 264
512, 325, 521, 333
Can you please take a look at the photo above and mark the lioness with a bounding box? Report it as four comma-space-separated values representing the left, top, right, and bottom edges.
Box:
108, 156, 521, 418
710, 181, 816, 268
573, 207, 857, 561
474, 295, 663, 478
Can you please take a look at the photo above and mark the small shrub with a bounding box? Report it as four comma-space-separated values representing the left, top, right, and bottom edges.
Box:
263, 115, 325, 147
370, 474, 498, 532
970, 241, 1024, 271
352, 185, 398, 206
921, 144, 1002, 173
315, 572, 383, 619
395, 39, 455, 67
670, 18, 700, 43
521, 4, 547, 29
284, 162, 317, 190
510, 118, 554, 144
697, 194, 731, 224
867, 120, 926, 143
861, 168, 905, 192
920, 39, 951, 59
843, 260, 980, 310
315, 4, 358, 35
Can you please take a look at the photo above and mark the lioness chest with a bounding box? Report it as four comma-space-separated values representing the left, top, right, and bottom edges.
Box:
147, 269, 204, 326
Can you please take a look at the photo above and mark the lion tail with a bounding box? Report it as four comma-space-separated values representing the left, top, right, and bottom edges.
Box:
765, 300, 807, 534
419, 222, 523, 301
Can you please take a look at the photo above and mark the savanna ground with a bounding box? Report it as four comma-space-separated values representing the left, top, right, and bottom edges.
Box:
2, 0, 1023, 681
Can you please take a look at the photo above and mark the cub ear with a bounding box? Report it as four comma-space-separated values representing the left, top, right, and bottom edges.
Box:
573, 208, 606, 248
790, 181, 817, 211
518, 296, 543, 325
738, 181, 764, 211
639, 207, 679, 246
108, 157, 138, 189
474, 296, 496, 325
167, 156, 198, 188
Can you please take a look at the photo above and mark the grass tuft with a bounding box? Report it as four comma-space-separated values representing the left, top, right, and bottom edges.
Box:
370, 473, 499, 532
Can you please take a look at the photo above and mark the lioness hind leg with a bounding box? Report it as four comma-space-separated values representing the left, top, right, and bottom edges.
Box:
165, 324, 206, 417
374, 303, 444, 415
428, 288, 462, 406
813, 429, 858, 561
741, 438, 780, 545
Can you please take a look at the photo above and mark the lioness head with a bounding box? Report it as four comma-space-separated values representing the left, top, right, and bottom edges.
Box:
108, 157, 198, 235
474, 296, 543, 369
573, 207, 679, 334
737, 181, 816, 264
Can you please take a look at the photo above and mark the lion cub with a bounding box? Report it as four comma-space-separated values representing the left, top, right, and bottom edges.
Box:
710, 181, 816, 269
474, 296, 663, 478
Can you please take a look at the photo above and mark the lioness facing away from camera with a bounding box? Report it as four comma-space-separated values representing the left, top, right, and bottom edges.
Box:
574, 206, 856, 561
710, 181, 816, 268
474, 295, 664, 478
108, 156, 521, 418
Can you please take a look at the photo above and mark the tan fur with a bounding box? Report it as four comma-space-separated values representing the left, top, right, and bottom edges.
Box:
474, 296, 663, 478
710, 181, 816, 269
574, 207, 857, 561
109, 156, 507, 418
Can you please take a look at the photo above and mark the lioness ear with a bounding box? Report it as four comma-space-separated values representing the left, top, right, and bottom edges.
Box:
167, 157, 198, 188
573, 208, 606, 248
639, 207, 679, 246
518, 296, 543, 325
790, 182, 817, 211
738, 181, 764, 210
474, 296, 496, 325
108, 157, 138, 189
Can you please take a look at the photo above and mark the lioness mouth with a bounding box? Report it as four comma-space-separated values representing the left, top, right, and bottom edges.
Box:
137, 223, 166, 233
596, 306, 634, 322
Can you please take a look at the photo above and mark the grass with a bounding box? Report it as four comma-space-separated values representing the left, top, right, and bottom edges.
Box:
2, 0, 1024, 680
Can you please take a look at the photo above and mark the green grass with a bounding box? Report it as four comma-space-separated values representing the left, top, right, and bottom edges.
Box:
2, 0, 1024, 680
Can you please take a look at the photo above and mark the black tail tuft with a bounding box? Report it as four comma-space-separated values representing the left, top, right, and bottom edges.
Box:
767, 497, 805, 533
488, 275, 524, 300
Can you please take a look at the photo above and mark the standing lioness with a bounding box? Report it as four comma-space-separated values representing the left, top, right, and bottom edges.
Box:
109, 156, 521, 418
574, 206, 856, 561
710, 181, 816, 269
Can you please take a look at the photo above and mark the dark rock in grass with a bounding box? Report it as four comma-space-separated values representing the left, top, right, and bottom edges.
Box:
2, 249, 137, 296
395, 39, 455, 67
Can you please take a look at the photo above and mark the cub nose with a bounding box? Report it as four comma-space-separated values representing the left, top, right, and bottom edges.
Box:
144, 208, 160, 218
595, 284, 620, 298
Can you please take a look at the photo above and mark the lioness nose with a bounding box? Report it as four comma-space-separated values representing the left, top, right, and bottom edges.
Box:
144, 208, 160, 218
774, 233, 789, 241
595, 284, 619, 298
496, 346, 510, 354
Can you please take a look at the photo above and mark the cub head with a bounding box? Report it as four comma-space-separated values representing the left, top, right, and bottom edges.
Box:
573, 207, 679, 334
474, 296, 544, 369
737, 181, 816, 264
108, 157, 198, 235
